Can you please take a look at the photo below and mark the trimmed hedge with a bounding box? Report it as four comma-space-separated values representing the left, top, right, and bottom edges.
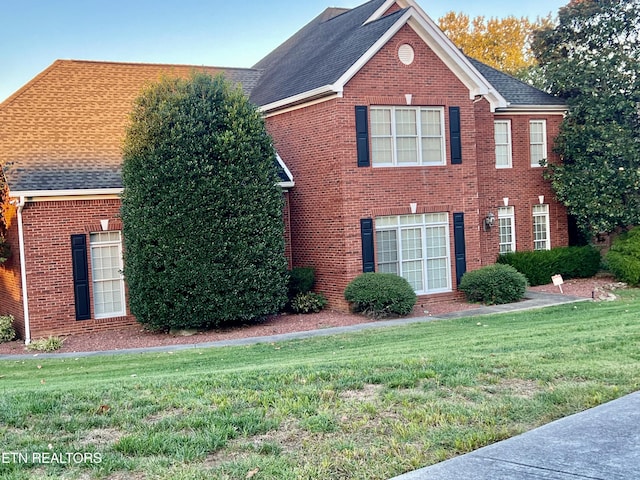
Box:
497, 246, 601, 286
0, 315, 15, 343
459, 264, 528, 305
606, 228, 640, 286
344, 273, 416, 318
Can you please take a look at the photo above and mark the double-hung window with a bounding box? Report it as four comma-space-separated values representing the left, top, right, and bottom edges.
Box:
498, 206, 516, 254
530, 120, 547, 167
533, 204, 550, 250
495, 120, 512, 168
375, 213, 451, 294
90, 231, 126, 318
370, 106, 445, 166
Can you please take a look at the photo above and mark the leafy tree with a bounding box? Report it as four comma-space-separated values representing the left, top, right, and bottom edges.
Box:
438, 12, 553, 77
533, 0, 640, 236
121, 72, 288, 331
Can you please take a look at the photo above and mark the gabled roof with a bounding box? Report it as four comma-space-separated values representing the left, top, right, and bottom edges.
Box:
0, 60, 291, 195
250, 0, 563, 113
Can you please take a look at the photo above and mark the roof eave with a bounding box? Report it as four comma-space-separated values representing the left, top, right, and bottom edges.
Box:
495, 104, 568, 115
258, 85, 341, 114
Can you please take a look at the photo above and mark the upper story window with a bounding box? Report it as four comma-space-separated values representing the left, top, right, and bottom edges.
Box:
370, 106, 445, 166
530, 120, 547, 167
495, 120, 512, 168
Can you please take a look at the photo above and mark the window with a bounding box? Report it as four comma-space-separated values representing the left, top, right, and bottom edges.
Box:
498, 206, 516, 253
533, 204, 550, 250
495, 120, 512, 168
530, 120, 547, 167
375, 213, 451, 294
370, 106, 445, 166
90, 231, 125, 318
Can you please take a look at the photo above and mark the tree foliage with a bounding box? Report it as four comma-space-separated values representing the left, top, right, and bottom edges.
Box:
121, 72, 288, 331
438, 12, 553, 77
533, 0, 640, 236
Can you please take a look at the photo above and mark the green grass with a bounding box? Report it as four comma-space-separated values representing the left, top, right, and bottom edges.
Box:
2, 290, 640, 479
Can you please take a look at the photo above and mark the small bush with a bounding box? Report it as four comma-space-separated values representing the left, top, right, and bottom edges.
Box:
459, 264, 528, 305
290, 292, 328, 314
606, 228, 640, 286
0, 315, 16, 343
27, 336, 65, 352
288, 267, 316, 297
497, 246, 601, 286
344, 273, 416, 318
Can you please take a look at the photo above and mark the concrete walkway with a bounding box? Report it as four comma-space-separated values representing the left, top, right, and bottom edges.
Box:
391, 390, 640, 480
0, 290, 587, 360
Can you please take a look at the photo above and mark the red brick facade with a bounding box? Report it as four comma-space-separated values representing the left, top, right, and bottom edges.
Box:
268, 24, 568, 309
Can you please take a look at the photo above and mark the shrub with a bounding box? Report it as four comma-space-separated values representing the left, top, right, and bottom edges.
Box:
290, 292, 328, 314
344, 273, 416, 318
606, 228, 640, 286
459, 264, 528, 305
0, 315, 16, 343
121, 73, 288, 331
288, 267, 316, 298
27, 336, 65, 352
497, 246, 601, 286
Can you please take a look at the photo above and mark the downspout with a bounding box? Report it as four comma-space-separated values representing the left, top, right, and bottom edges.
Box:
16, 196, 31, 345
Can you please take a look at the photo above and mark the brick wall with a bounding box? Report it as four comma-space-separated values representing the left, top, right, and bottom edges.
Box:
267, 24, 568, 310
0, 206, 25, 337
17, 199, 136, 338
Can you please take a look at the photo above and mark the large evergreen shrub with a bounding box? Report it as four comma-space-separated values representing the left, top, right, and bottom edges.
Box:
459, 264, 528, 305
344, 273, 416, 318
606, 228, 640, 286
497, 246, 600, 286
121, 73, 288, 330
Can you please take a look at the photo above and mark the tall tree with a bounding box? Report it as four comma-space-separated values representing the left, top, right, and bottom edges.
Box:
121, 73, 288, 331
438, 12, 552, 77
533, 0, 640, 236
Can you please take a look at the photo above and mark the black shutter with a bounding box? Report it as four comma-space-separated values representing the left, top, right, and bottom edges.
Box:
360, 218, 375, 272
71, 234, 91, 320
449, 106, 462, 164
453, 213, 467, 286
355, 106, 370, 167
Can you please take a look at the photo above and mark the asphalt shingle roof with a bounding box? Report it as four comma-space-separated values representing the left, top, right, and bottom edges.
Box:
0, 61, 263, 192
467, 57, 565, 107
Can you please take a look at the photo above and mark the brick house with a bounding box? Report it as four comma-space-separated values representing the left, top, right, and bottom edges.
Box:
0, 0, 567, 341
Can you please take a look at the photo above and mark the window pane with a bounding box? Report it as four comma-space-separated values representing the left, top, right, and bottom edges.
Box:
401, 228, 422, 260
370, 108, 391, 135
421, 109, 442, 136
396, 137, 418, 164
90, 231, 125, 318
421, 138, 443, 163
395, 109, 417, 135
372, 137, 393, 165
376, 230, 399, 274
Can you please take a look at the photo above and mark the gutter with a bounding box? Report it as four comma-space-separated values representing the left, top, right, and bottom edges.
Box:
16, 196, 31, 345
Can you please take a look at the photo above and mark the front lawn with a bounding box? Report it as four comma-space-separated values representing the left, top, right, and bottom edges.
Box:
1, 290, 639, 479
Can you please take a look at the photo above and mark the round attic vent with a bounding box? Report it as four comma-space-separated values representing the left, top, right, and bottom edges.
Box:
398, 44, 415, 65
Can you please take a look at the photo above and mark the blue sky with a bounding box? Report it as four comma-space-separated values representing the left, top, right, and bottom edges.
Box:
0, 0, 568, 103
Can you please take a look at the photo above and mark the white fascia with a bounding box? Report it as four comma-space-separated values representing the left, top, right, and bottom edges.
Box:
259, 86, 342, 115
10, 188, 123, 201
494, 105, 568, 116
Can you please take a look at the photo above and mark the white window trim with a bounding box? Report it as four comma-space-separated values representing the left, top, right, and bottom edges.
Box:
533, 204, 551, 251
498, 206, 516, 254
495, 120, 512, 169
375, 213, 452, 294
90, 231, 126, 319
371, 106, 446, 167
530, 119, 547, 167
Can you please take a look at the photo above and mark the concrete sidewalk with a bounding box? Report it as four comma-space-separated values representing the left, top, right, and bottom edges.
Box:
0, 290, 587, 360
391, 391, 640, 480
